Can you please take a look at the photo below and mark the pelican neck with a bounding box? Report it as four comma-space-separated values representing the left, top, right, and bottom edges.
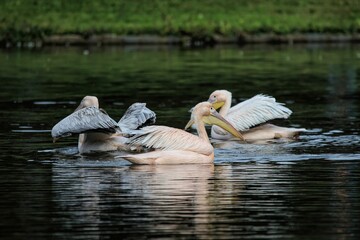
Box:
195, 119, 210, 143
219, 97, 231, 117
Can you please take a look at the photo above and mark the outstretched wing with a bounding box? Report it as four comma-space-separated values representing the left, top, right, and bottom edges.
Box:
128, 126, 212, 155
118, 103, 156, 133
227, 94, 292, 131
51, 106, 119, 139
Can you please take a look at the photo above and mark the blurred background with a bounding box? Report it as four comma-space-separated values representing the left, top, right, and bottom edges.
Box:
1, 0, 360, 47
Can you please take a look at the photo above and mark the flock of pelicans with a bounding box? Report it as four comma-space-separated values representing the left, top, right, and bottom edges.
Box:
51, 90, 306, 164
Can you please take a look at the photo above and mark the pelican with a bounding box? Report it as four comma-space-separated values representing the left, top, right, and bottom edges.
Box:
51, 96, 156, 154
206, 90, 306, 140
120, 102, 243, 165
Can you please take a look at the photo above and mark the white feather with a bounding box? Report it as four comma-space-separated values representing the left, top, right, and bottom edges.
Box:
51, 106, 118, 138
227, 94, 292, 131
128, 126, 213, 155
118, 103, 156, 133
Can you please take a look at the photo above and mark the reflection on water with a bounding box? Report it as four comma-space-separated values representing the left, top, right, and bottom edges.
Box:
326, 63, 358, 120
0, 44, 359, 239
1, 160, 359, 239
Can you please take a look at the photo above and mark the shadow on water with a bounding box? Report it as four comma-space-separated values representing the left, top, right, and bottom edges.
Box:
0, 44, 359, 239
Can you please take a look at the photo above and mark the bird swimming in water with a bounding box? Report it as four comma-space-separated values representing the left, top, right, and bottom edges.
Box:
205, 90, 306, 141
51, 96, 156, 154
120, 101, 244, 165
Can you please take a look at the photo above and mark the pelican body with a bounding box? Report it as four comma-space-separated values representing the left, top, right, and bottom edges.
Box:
51, 96, 156, 154
207, 90, 306, 140
121, 102, 243, 165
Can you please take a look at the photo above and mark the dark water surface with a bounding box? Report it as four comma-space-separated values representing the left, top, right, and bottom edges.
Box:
0, 44, 359, 239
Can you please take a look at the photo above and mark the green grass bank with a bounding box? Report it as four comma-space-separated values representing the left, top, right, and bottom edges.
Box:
1, 0, 360, 46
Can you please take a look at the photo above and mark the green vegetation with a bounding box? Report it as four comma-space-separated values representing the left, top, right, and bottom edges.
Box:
1, 0, 360, 43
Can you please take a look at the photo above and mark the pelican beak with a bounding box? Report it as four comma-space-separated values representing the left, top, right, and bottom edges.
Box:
204, 111, 244, 140
207, 98, 225, 110
184, 119, 195, 130
53, 137, 58, 143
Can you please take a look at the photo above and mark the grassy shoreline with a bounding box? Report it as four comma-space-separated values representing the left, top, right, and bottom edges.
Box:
1, 0, 360, 46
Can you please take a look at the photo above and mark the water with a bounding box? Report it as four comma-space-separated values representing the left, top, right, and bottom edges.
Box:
0, 44, 359, 239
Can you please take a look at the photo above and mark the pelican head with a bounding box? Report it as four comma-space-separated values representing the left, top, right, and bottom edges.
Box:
185, 102, 244, 140
207, 90, 232, 110
75, 96, 99, 111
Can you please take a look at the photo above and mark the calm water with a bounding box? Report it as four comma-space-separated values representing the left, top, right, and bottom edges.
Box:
0, 44, 360, 239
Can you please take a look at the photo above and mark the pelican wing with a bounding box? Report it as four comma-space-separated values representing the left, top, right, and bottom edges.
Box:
128, 126, 212, 155
227, 94, 292, 131
51, 106, 119, 138
118, 103, 156, 133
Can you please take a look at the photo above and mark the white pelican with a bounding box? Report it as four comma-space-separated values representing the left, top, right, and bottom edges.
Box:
206, 90, 306, 140
120, 102, 243, 165
51, 96, 156, 154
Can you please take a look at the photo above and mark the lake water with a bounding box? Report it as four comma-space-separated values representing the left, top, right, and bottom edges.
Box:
0, 44, 359, 239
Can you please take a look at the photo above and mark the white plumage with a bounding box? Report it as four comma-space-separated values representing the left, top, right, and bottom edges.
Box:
119, 103, 156, 134
51, 96, 156, 153
207, 90, 306, 140
121, 102, 243, 164
128, 125, 213, 155
226, 94, 292, 131
51, 106, 119, 139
